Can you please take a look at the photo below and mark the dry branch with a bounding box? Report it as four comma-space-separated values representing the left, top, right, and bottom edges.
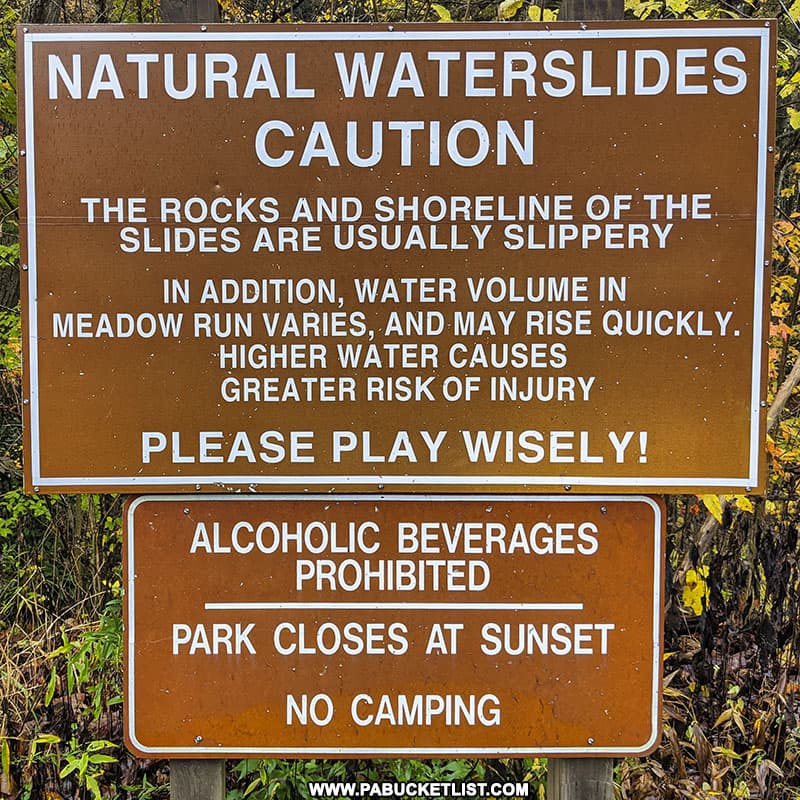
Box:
768, 356, 800, 434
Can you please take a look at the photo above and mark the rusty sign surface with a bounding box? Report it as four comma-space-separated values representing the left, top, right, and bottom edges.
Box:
124, 495, 664, 757
19, 23, 774, 493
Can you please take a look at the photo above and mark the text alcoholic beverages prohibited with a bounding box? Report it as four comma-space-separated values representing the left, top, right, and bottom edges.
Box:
124, 495, 664, 757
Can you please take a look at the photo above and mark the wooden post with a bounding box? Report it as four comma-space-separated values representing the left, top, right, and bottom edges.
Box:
170, 760, 226, 800
155, 0, 225, 785
160, 0, 220, 22
544, 0, 621, 796
560, 0, 622, 19
547, 758, 614, 800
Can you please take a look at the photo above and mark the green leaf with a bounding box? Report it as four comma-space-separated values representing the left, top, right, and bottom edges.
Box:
33, 734, 60, 745
88, 754, 117, 764
713, 746, 742, 759
442, 760, 474, 779
86, 740, 116, 752
0, 243, 20, 268
85, 773, 102, 800
1, 737, 10, 778
44, 666, 57, 707
59, 762, 79, 779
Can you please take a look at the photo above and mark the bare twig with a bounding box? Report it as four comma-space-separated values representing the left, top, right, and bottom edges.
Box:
673, 356, 800, 589
768, 356, 800, 434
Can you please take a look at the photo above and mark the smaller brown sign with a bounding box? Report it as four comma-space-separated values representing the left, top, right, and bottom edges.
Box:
125, 495, 664, 757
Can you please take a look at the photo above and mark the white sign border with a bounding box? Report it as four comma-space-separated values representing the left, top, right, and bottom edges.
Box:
125, 493, 664, 757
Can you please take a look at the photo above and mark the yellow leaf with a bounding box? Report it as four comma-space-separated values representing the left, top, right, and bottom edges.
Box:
528, 5, 557, 19
789, 108, 800, 130
629, 0, 663, 18
431, 3, 452, 20
732, 709, 746, 736
780, 73, 800, 100
666, 0, 689, 11
498, 0, 523, 18
713, 746, 742, 760
683, 566, 710, 616
790, 0, 800, 19
1, 736, 9, 779
714, 707, 734, 727
699, 494, 724, 524
722, 494, 754, 514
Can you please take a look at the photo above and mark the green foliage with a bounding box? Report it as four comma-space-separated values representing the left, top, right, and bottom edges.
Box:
59, 739, 118, 800
0, 495, 123, 628
0, 4, 18, 129
0, 334, 18, 417
121, 774, 171, 798
229, 759, 342, 799
48, 599, 123, 722
0, 597, 129, 799
0, 488, 49, 539
0, 491, 52, 619
0, 3, 20, 511
0, 488, 49, 540
0, 5, 18, 224
226, 758, 542, 800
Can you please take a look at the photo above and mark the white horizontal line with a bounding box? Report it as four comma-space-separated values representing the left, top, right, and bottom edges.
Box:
36, 474, 752, 486
204, 602, 583, 611
130, 745, 654, 756
28, 27, 768, 43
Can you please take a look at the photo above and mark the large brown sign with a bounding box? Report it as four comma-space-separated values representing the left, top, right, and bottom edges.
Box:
124, 495, 664, 756
19, 23, 774, 493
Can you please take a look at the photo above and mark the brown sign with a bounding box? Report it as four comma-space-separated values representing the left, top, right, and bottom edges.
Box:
124, 495, 664, 757
20, 23, 774, 493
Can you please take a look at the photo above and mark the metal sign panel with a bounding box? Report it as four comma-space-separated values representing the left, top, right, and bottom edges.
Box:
124, 495, 664, 757
20, 23, 774, 493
